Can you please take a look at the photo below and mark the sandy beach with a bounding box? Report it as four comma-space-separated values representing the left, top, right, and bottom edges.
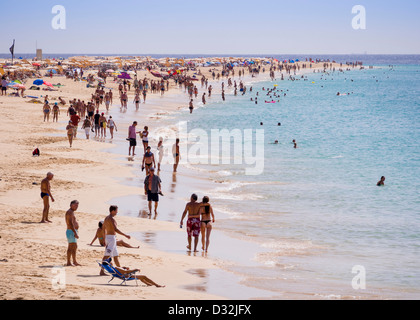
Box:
0, 56, 347, 300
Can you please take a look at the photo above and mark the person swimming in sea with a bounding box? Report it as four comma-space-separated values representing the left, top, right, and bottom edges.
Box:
377, 176, 385, 186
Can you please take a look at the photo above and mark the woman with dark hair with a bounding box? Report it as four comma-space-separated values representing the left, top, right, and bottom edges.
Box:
199, 196, 215, 252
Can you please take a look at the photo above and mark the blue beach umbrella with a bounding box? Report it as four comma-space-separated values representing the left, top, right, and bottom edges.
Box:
33, 79, 44, 85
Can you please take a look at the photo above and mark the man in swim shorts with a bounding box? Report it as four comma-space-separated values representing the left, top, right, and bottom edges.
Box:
128, 121, 140, 156
180, 194, 201, 252
65, 200, 81, 266
100, 205, 131, 275
144, 167, 161, 217
40, 172, 55, 223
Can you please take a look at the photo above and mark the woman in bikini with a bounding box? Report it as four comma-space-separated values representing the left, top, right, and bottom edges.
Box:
107, 116, 117, 139
43, 102, 51, 122
66, 121, 74, 147
199, 196, 215, 252
134, 92, 141, 110
52, 103, 60, 122
141, 126, 149, 152
157, 137, 164, 171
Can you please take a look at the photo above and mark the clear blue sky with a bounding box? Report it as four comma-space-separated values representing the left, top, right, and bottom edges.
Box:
1, 0, 419, 54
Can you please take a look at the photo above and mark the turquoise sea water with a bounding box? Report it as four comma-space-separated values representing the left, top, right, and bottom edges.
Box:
163, 61, 420, 298
87, 54, 420, 299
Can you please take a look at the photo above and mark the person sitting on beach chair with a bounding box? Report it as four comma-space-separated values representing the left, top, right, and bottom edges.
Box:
98, 258, 164, 287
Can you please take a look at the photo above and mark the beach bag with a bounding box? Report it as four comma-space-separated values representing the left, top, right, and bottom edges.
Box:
32, 148, 40, 156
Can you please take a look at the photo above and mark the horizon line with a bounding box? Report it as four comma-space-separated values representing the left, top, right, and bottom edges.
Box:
1, 52, 420, 57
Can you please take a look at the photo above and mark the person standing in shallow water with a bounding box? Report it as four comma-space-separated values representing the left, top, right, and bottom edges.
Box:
144, 167, 162, 217
189, 99, 194, 114
128, 121, 140, 156
199, 196, 215, 253
172, 138, 180, 172
180, 194, 201, 252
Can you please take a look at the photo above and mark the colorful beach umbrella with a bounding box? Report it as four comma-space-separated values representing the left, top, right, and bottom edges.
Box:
11, 83, 26, 89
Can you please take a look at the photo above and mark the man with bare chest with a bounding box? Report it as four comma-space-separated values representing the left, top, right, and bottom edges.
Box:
180, 194, 201, 252
40, 172, 55, 223
100, 205, 131, 275
65, 200, 81, 266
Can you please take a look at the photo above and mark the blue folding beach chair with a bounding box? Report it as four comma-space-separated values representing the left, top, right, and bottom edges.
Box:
97, 259, 138, 286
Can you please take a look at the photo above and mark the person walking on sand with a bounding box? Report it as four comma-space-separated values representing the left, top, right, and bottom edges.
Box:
70, 112, 80, 138
172, 138, 180, 172
100, 205, 131, 275
141, 126, 149, 152
108, 116, 117, 139
104, 92, 111, 111
128, 121, 140, 156
40, 172, 55, 223
99, 112, 107, 138
180, 194, 201, 252
65, 200, 81, 266
43, 101, 51, 122
199, 196, 215, 253
144, 167, 162, 217
134, 92, 141, 110
66, 121, 75, 147
94, 110, 101, 137
142, 146, 156, 175
81, 116, 91, 139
